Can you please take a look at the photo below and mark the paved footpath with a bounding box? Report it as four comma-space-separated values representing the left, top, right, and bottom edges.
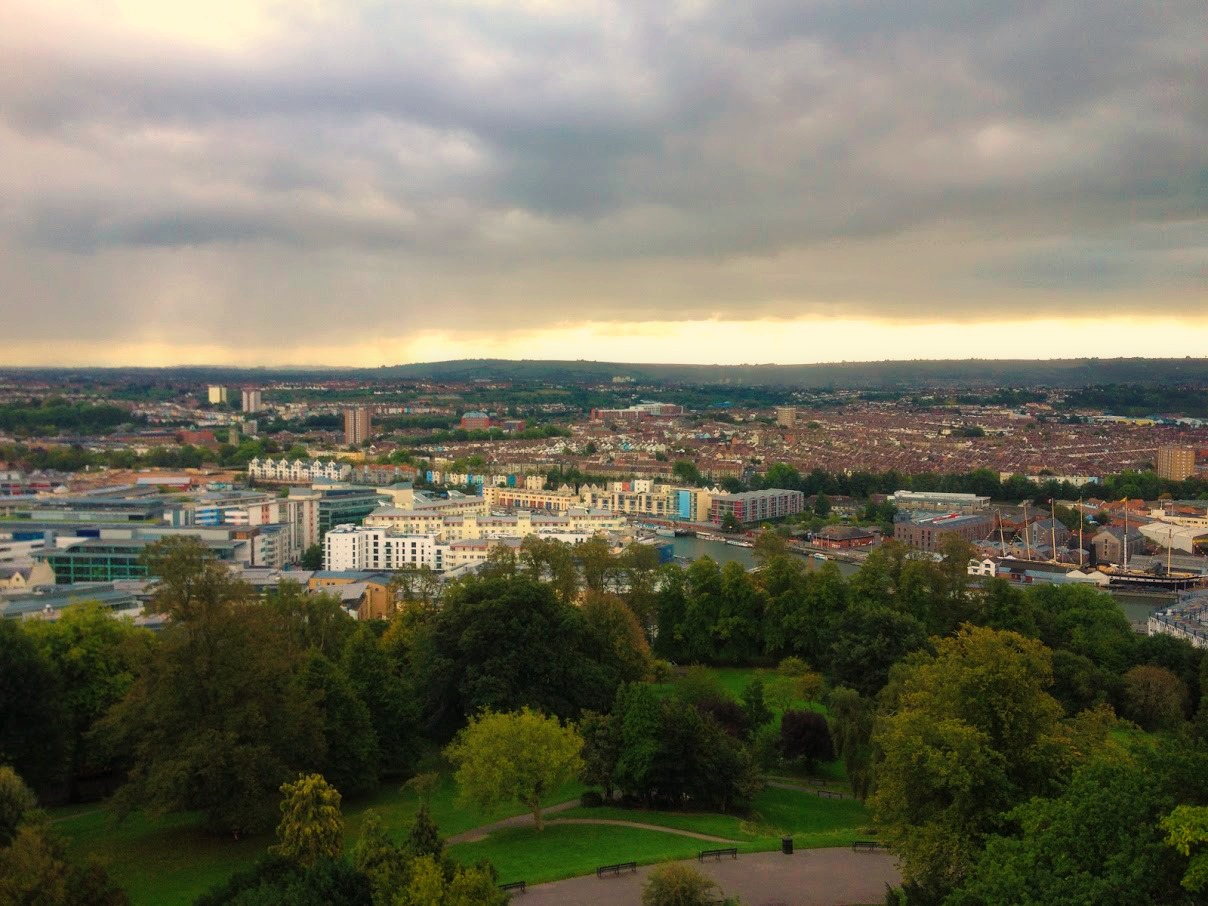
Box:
518, 849, 901, 906
448, 802, 740, 845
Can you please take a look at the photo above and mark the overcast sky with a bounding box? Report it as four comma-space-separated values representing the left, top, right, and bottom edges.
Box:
2, 0, 1205, 366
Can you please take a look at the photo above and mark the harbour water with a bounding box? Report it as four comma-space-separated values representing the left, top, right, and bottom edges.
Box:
667, 535, 858, 576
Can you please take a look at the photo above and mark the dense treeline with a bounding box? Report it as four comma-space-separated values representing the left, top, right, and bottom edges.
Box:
1065, 383, 1208, 418
7, 531, 1208, 904
0, 400, 141, 437
738, 462, 1208, 503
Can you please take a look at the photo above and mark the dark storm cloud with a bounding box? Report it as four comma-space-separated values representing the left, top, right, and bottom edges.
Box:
0, 0, 1204, 347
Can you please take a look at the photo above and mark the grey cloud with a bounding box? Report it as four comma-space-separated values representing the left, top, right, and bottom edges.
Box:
0, 0, 1205, 348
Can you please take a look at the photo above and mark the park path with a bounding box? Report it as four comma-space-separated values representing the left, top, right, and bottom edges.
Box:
519, 849, 901, 906
544, 818, 739, 843
447, 802, 740, 844
446, 799, 580, 843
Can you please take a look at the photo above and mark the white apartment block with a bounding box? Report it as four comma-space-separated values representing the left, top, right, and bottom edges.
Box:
323, 526, 595, 573
324, 525, 447, 572
363, 507, 625, 541
248, 458, 353, 483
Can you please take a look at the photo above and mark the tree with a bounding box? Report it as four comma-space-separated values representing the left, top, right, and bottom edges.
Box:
0, 766, 37, 847
395, 854, 507, 906
613, 683, 663, 803
1162, 805, 1208, 895
414, 575, 616, 735
618, 542, 662, 631
301, 544, 323, 570
642, 863, 719, 906
814, 493, 831, 517
576, 535, 619, 593
871, 626, 1071, 901
581, 592, 652, 684
341, 625, 418, 776
271, 774, 344, 868
579, 710, 621, 798
266, 581, 355, 659
23, 603, 151, 792
953, 756, 1197, 905
779, 709, 834, 771
300, 652, 380, 796
0, 620, 68, 793
826, 687, 874, 800
100, 538, 322, 836
1122, 665, 1188, 731
406, 803, 444, 861
351, 811, 408, 906
672, 460, 702, 486
742, 677, 773, 731
752, 528, 788, 564
720, 512, 743, 534
445, 708, 583, 831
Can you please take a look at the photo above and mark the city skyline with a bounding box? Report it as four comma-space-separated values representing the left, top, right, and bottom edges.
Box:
3, 0, 1205, 366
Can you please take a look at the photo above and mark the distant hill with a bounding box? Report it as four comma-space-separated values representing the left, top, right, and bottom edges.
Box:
374, 357, 1208, 389
5, 358, 1208, 390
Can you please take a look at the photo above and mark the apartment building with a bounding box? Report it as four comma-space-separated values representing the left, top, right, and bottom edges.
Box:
248, 458, 353, 483
363, 507, 624, 541
893, 512, 994, 553
1157, 445, 1198, 481
484, 484, 580, 512
344, 407, 373, 445
241, 389, 263, 413
892, 491, 991, 514
709, 489, 805, 524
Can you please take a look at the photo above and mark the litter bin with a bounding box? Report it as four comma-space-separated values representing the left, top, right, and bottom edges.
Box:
782, 836, 794, 855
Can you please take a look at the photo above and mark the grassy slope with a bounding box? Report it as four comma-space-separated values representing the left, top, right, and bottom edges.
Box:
55, 773, 585, 906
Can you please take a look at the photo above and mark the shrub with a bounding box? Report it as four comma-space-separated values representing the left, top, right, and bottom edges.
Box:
642, 863, 719, 906
580, 790, 605, 808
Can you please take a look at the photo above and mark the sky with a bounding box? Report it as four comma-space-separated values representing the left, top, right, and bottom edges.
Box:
2, 0, 1205, 367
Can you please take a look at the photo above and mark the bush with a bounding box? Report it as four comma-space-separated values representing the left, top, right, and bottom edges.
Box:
642, 863, 719, 906
580, 790, 605, 808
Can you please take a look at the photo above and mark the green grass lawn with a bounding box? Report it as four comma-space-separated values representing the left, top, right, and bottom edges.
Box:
53, 772, 585, 906
449, 785, 870, 886
449, 824, 710, 885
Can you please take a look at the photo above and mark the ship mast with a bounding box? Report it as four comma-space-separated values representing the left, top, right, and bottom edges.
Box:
1050, 498, 1058, 565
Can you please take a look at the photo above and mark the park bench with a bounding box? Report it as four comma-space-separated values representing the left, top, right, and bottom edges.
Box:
698, 847, 739, 862
816, 789, 843, 799
499, 880, 527, 894
852, 840, 889, 852
596, 861, 637, 878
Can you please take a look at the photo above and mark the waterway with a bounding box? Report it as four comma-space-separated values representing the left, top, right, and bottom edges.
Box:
666, 536, 1165, 627
667, 535, 858, 576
